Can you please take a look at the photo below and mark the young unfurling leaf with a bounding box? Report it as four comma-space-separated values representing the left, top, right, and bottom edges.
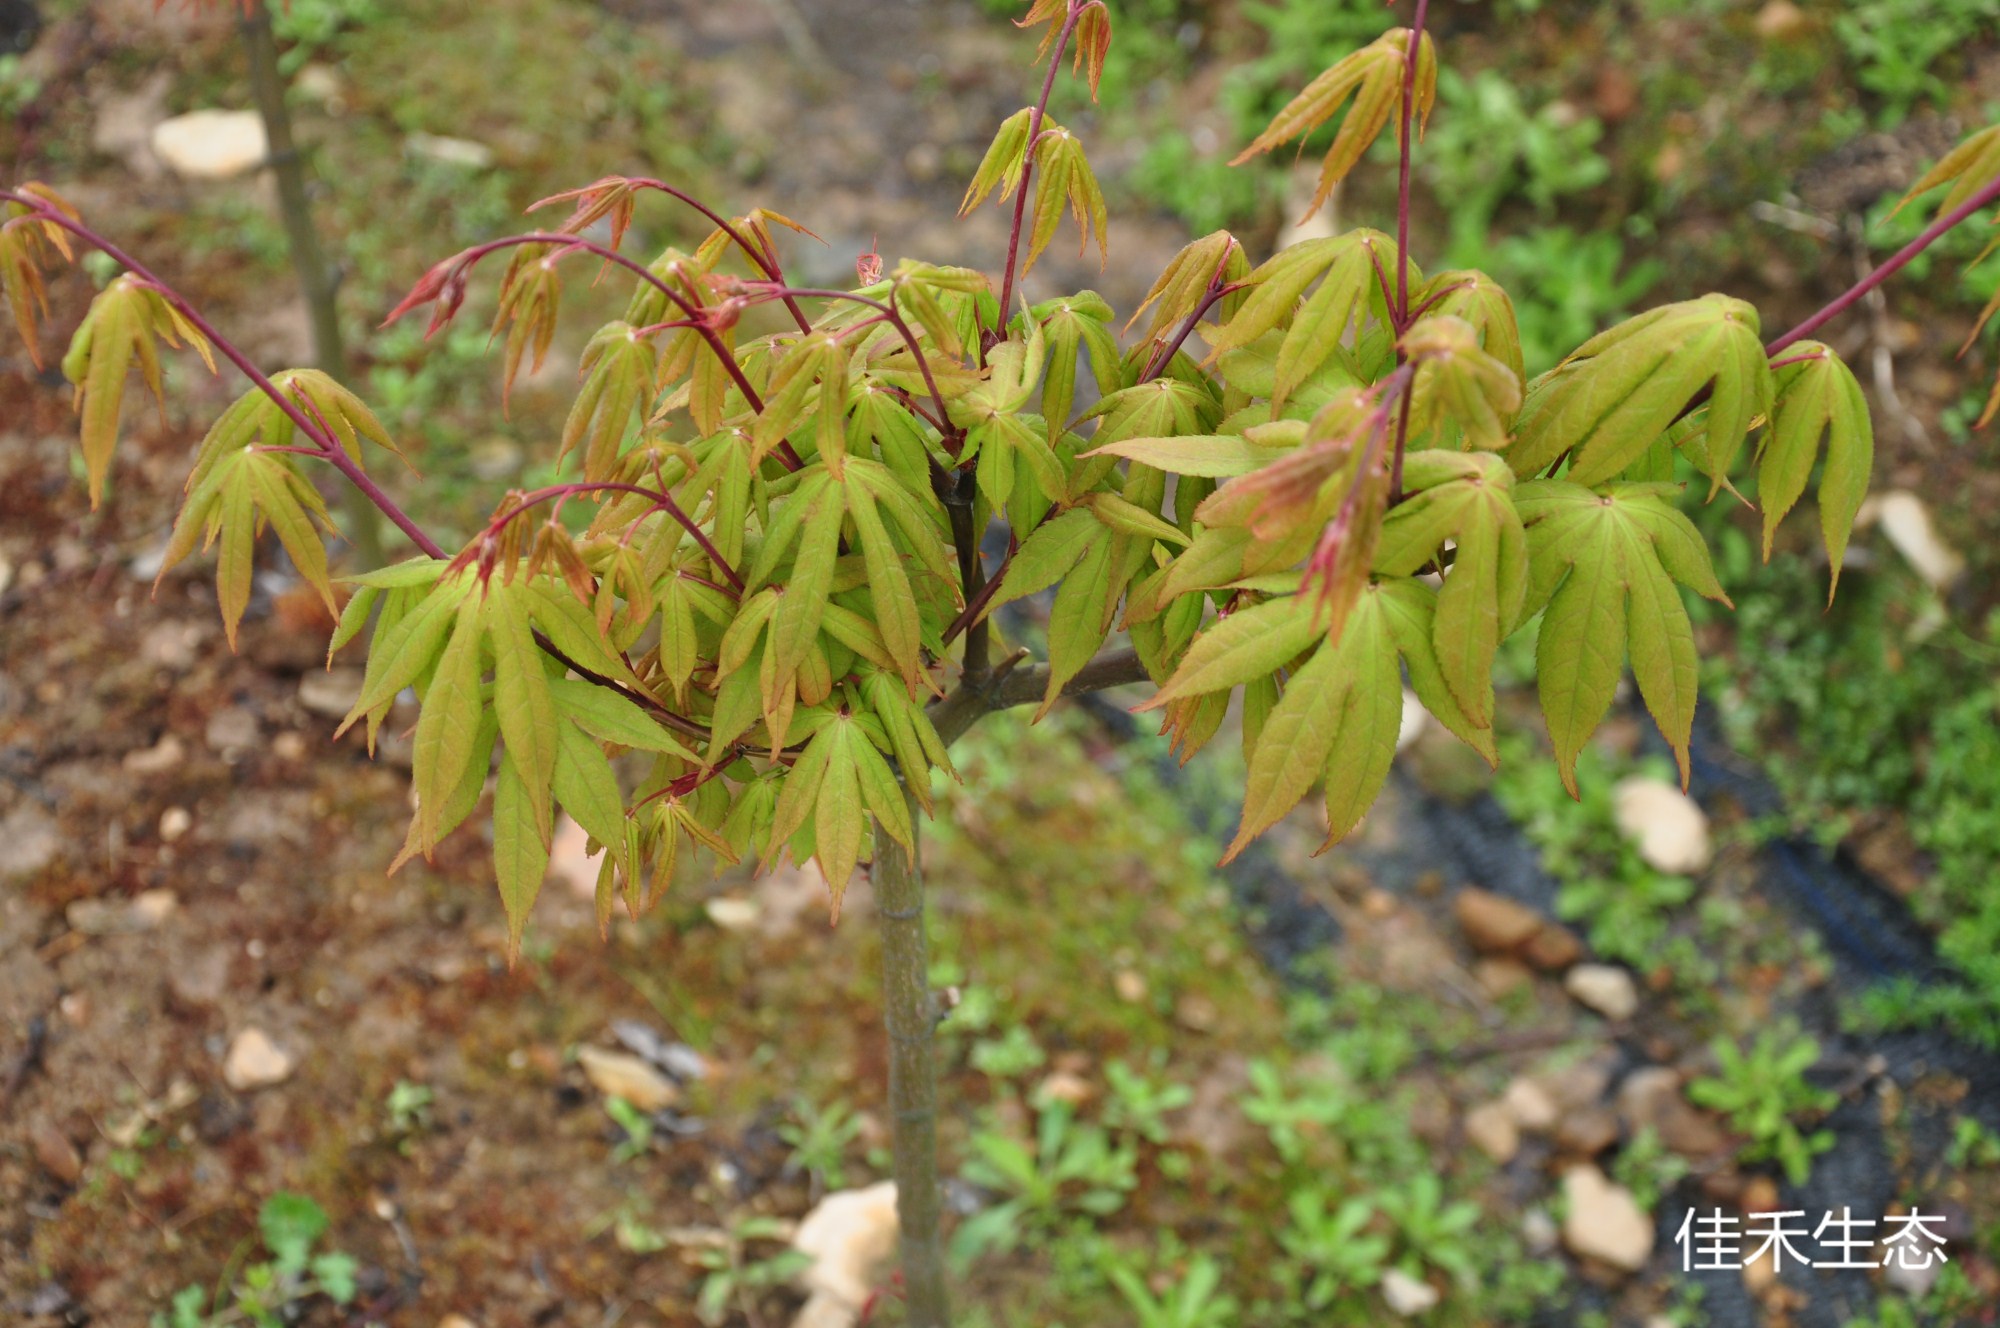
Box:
561, 321, 656, 479
960, 107, 1036, 217
64, 274, 216, 507
1127, 231, 1244, 345
1023, 124, 1108, 275
1758, 343, 1872, 598
1400, 314, 1523, 450
1, 185, 81, 367
1230, 28, 1438, 222
1894, 123, 2000, 225
158, 446, 337, 649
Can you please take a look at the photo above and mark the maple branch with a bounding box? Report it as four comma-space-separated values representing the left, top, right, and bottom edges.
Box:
490, 481, 745, 592
1395, 0, 1431, 327
1142, 269, 1246, 382
0, 192, 451, 560
399, 232, 805, 471
742, 283, 958, 447
996, 1, 1087, 331
1766, 172, 2000, 355
620, 177, 817, 334
929, 645, 1147, 747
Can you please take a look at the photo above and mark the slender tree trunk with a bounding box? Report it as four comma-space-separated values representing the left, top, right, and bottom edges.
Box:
238, 2, 383, 568
873, 789, 949, 1327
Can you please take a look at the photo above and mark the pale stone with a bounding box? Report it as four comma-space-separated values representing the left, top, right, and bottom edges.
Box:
1617, 1066, 1729, 1158
706, 896, 762, 931
131, 889, 178, 926
205, 706, 260, 754
1754, 0, 1807, 39
1566, 963, 1640, 1022
1872, 491, 1964, 590
223, 1027, 297, 1090
31, 1120, 82, 1184
1884, 1252, 1941, 1298
123, 734, 186, 774
406, 132, 496, 169
1520, 923, 1583, 972
1473, 956, 1533, 999
0, 804, 59, 881
272, 732, 307, 761
1557, 1106, 1619, 1156
1035, 1070, 1093, 1106
1503, 1077, 1560, 1133
298, 668, 364, 719
151, 110, 269, 181
1380, 1267, 1441, 1316
1560, 1165, 1654, 1273
1396, 689, 1429, 754
1522, 1208, 1559, 1255
1464, 1100, 1519, 1163
1611, 776, 1712, 875
791, 1181, 899, 1328
577, 1045, 679, 1111
548, 815, 603, 901
1454, 887, 1544, 953
1114, 970, 1148, 1003
159, 806, 192, 842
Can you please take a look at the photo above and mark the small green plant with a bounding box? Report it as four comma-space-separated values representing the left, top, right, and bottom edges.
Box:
1379, 1171, 1480, 1286
1688, 1021, 1839, 1186
155, 1193, 359, 1328
691, 1216, 810, 1328
1275, 1188, 1391, 1314
1242, 1058, 1346, 1166
779, 1095, 863, 1196
1948, 1115, 2000, 1170
1832, 0, 2000, 122
969, 1023, 1047, 1080
1102, 1053, 1193, 1144
1107, 1250, 1239, 1328
952, 1102, 1137, 1265
383, 1078, 434, 1149
1611, 1125, 1692, 1213
604, 1095, 654, 1164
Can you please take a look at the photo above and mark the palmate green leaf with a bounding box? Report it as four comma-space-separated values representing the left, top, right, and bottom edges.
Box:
1206, 230, 1409, 412
561, 322, 656, 480
843, 470, 923, 687
1029, 291, 1119, 441
960, 106, 1036, 215
1230, 28, 1437, 220
1373, 450, 1526, 728
159, 446, 337, 649
1080, 433, 1277, 477
413, 594, 487, 850
1758, 343, 1872, 598
985, 506, 1104, 618
486, 581, 560, 841
1142, 595, 1325, 709
1516, 480, 1730, 792
1224, 583, 1400, 862
1127, 231, 1244, 345
1038, 533, 1119, 720
1509, 295, 1769, 490
493, 750, 552, 964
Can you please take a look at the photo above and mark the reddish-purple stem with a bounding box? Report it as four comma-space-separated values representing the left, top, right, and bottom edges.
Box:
0, 193, 451, 559
612, 178, 816, 335
743, 283, 957, 446
491, 481, 743, 591
431, 232, 806, 471
1766, 172, 2000, 355
996, 2, 1086, 332
1395, 0, 1431, 326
